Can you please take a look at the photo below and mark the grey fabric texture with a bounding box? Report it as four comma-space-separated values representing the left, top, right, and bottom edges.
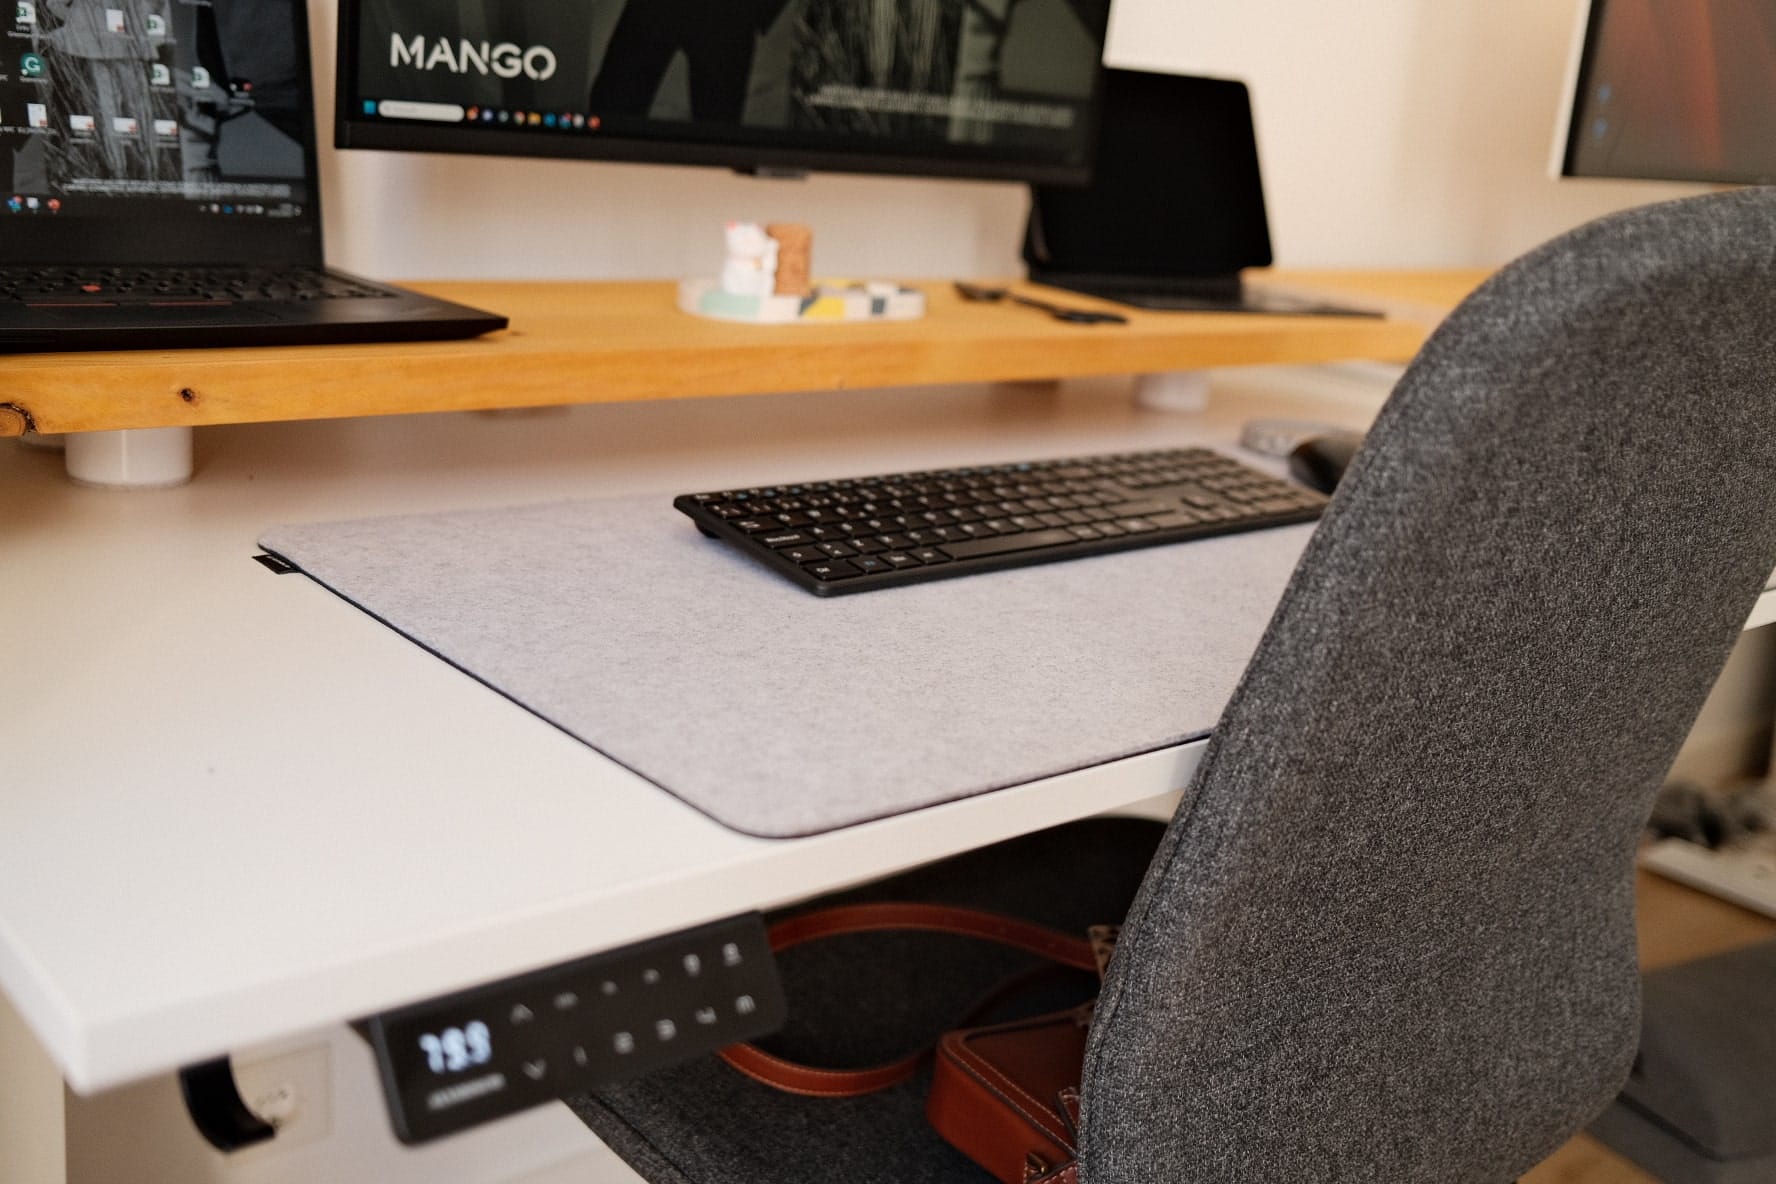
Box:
260, 495, 1309, 837
1080, 188, 1776, 1184
568, 817, 1165, 1184
1613, 938, 1776, 1159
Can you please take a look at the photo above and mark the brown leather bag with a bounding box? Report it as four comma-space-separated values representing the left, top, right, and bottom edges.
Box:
928, 1005, 1091, 1184
718, 903, 1114, 1184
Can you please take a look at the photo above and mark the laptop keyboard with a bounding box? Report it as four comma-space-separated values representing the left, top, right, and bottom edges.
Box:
676, 446, 1327, 596
0, 266, 396, 306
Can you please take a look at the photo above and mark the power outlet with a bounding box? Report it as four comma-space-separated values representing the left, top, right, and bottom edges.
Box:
232, 1044, 331, 1149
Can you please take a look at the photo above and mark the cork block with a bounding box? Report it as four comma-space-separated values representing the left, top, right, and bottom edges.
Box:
767, 223, 813, 297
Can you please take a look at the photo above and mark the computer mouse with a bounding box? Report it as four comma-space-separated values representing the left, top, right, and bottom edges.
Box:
1287, 430, 1365, 495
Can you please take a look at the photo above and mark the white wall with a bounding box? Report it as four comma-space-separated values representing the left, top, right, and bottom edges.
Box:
1103, 0, 1719, 268
310, 0, 1719, 283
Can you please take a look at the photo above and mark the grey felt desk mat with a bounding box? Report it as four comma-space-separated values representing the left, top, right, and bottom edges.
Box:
261, 496, 1312, 838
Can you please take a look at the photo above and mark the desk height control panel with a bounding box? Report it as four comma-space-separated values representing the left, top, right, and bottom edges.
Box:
362, 914, 786, 1143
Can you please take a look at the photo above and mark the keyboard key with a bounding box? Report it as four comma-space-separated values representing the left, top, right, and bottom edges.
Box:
806, 560, 862, 581
940, 529, 1078, 560
879, 551, 923, 569
760, 531, 814, 549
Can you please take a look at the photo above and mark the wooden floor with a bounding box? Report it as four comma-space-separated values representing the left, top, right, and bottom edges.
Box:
1521, 870, 1776, 1183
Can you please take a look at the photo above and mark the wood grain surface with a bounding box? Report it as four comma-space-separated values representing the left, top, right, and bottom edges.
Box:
0, 273, 1452, 435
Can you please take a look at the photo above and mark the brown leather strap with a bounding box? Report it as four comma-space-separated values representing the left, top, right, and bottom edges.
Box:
766, 904, 1099, 970
720, 1038, 930, 1097
718, 904, 1096, 1097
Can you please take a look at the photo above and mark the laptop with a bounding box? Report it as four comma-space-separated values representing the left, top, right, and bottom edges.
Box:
1024, 69, 1375, 317
0, 0, 505, 352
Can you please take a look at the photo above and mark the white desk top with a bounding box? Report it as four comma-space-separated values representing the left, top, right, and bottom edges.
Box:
4, 366, 1766, 1095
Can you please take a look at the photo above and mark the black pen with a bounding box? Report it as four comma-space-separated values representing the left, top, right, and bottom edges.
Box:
953, 281, 1128, 325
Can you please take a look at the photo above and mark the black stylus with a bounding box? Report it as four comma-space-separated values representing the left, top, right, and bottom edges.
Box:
953, 281, 1128, 325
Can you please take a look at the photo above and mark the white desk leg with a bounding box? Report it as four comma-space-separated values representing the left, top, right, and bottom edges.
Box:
0, 991, 69, 1184
64, 427, 193, 488
1132, 371, 1211, 412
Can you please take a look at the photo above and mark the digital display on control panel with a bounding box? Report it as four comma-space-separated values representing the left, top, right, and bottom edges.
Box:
416, 1020, 493, 1075
364, 913, 785, 1143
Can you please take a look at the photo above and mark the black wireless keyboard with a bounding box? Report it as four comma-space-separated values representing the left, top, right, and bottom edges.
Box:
676, 447, 1328, 596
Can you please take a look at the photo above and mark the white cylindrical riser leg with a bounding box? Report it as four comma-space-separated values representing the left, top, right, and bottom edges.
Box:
1132, 371, 1212, 413
65, 427, 194, 488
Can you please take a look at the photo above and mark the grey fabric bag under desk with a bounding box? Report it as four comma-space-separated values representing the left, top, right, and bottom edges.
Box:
260, 497, 1312, 837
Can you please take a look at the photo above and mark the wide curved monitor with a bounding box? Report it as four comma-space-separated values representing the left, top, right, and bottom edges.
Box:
1557, 0, 1776, 184
335, 0, 1111, 184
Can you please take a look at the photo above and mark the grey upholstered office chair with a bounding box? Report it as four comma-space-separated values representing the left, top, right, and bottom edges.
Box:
570, 188, 1776, 1182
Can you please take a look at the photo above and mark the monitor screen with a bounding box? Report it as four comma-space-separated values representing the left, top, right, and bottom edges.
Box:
334, 0, 1110, 184
0, 0, 323, 262
1560, 0, 1776, 184
0, 0, 318, 261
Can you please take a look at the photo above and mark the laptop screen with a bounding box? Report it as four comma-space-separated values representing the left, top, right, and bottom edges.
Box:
0, 0, 322, 264
1024, 71, 1272, 282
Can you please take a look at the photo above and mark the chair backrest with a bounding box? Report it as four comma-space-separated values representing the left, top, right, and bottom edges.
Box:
1079, 189, 1776, 1184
